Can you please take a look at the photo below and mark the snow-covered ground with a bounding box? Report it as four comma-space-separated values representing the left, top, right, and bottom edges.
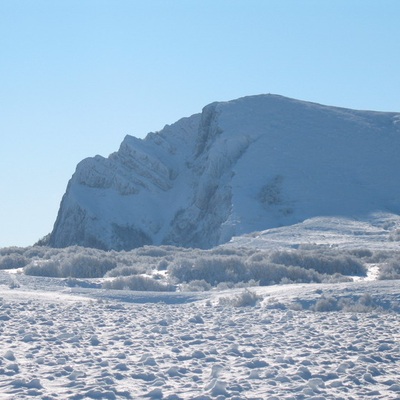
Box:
1, 213, 400, 398
0, 270, 399, 399
228, 212, 400, 252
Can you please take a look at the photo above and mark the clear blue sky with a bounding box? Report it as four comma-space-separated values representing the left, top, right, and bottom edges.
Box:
1, 0, 400, 248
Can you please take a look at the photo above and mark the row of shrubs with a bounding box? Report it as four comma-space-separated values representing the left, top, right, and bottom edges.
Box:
25, 255, 117, 279
0, 244, 399, 291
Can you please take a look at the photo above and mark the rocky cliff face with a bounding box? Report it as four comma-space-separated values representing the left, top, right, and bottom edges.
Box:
49, 94, 400, 250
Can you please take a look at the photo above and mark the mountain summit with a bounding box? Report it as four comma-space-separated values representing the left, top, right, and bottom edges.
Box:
49, 94, 400, 250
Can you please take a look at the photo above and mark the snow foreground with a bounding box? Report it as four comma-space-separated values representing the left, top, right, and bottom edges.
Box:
49, 94, 400, 250
0, 274, 400, 399
1, 214, 400, 398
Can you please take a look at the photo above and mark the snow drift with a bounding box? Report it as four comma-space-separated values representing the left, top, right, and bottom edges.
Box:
49, 94, 400, 250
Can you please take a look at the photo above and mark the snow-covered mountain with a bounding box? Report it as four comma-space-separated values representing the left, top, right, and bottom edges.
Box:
49, 94, 400, 250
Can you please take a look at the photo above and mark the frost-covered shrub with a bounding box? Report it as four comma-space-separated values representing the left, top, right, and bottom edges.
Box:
236, 279, 260, 288
0, 254, 29, 269
378, 260, 400, 280
168, 251, 360, 288
313, 296, 339, 312
103, 275, 175, 292
208, 247, 254, 257
337, 293, 380, 313
39, 247, 63, 260
307, 293, 386, 313
346, 248, 373, 259
247, 261, 322, 285
361, 250, 399, 263
8, 241, 375, 289
215, 280, 259, 291
135, 246, 169, 258
25, 251, 118, 278
59, 255, 117, 278
23, 246, 49, 259
64, 277, 101, 288
0, 247, 25, 256
219, 289, 262, 307
180, 279, 212, 292
320, 273, 353, 283
168, 259, 197, 283
270, 250, 366, 276
24, 260, 61, 277
215, 281, 236, 290
157, 259, 169, 271
247, 252, 266, 263
233, 289, 262, 307
169, 256, 248, 285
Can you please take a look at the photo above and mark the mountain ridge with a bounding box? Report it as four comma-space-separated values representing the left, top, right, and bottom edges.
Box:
49, 94, 400, 250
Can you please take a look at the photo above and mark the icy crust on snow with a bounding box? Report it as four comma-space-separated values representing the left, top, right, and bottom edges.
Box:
50, 94, 400, 250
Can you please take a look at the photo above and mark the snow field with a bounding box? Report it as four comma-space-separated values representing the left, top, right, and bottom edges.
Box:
0, 279, 399, 399
1, 213, 400, 398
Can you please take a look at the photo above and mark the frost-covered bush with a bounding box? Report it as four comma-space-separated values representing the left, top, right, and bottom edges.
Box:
247, 261, 322, 285
320, 273, 353, 284
219, 289, 262, 307
313, 296, 339, 312
247, 252, 267, 263
378, 260, 400, 280
135, 246, 169, 257
0, 241, 376, 290
103, 275, 175, 292
216, 279, 259, 291
180, 279, 212, 292
208, 247, 254, 257
24, 260, 61, 277
269, 250, 366, 276
21, 245, 185, 279
64, 277, 101, 288
233, 289, 262, 307
346, 248, 373, 259
0, 246, 26, 256
0, 254, 29, 269
169, 256, 248, 285
169, 253, 339, 288
168, 250, 363, 288
25, 254, 116, 278
59, 254, 117, 278
337, 293, 381, 313
361, 250, 399, 263
157, 259, 169, 271
305, 293, 386, 313
23, 246, 49, 259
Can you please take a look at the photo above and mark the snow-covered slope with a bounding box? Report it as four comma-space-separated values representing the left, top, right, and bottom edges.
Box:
228, 212, 400, 252
49, 94, 400, 250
